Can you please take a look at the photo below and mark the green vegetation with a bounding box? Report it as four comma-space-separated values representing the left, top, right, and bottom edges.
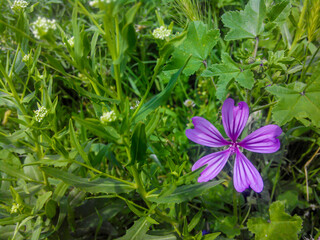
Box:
0, 0, 319, 239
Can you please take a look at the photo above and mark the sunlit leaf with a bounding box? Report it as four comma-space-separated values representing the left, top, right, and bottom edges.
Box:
247, 201, 302, 240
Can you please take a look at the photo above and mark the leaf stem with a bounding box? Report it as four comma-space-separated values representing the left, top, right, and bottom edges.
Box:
252, 37, 259, 60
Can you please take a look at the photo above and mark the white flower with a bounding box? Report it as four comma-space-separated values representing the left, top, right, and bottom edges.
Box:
22, 54, 31, 63
89, 0, 114, 7
67, 36, 74, 47
184, 99, 195, 108
10, 203, 21, 214
100, 110, 117, 123
34, 106, 48, 122
11, 0, 28, 12
31, 17, 56, 39
152, 26, 171, 40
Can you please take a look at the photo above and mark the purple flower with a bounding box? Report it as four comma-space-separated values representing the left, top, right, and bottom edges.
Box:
186, 98, 282, 193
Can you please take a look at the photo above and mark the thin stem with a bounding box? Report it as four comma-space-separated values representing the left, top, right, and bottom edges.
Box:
304, 145, 320, 202
251, 101, 277, 113
70, 159, 136, 187
252, 37, 259, 60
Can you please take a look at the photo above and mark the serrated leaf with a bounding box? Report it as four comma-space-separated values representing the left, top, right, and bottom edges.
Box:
222, 0, 266, 40
267, 0, 290, 24
42, 167, 135, 194
165, 21, 220, 76
202, 53, 254, 100
247, 201, 302, 240
116, 217, 151, 240
266, 69, 320, 127
130, 122, 147, 165
147, 180, 224, 204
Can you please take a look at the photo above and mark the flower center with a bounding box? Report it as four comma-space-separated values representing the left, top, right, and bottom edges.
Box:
229, 142, 238, 154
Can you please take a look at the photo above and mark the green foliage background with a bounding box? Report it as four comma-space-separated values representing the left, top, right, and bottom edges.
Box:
0, 0, 319, 239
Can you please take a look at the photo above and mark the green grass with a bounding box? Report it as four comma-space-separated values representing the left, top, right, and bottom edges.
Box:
0, 0, 319, 239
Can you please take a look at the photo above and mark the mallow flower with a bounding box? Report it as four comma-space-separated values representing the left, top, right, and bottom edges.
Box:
186, 98, 282, 193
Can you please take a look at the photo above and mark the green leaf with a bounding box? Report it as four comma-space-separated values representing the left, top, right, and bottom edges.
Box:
266, 70, 320, 127
202, 53, 254, 100
147, 180, 224, 204
73, 117, 121, 143
0, 161, 33, 181
45, 200, 57, 219
69, 120, 90, 165
165, 21, 220, 76
143, 234, 177, 240
31, 216, 42, 240
188, 210, 202, 232
42, 167, 135, 194
266, 0, 290, 24
222, 0, 266, 40
34, 191, 52, 213
132, 63, 186, 124
214, 216, 240, 238
130, 122, 147, 165
0, 214, 30, 225
116, 217, 151, 240
247, 201, 303, 240
202, 232, 221, 240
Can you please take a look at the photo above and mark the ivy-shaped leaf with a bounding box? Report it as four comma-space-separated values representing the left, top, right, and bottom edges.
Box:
266, 68, 320, 127
165, 21, 220, 76
222, 0, 266, 40
247, 201, 302, 240
201, 52, 255, 100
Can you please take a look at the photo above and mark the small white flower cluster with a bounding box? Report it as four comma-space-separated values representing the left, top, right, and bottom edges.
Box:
100, 110, 117, 123
184, 99, 195, 108
10, 203, 21, 214
11, 0, 28, 12
31, 17, 56, 39
67, 36, 74, 47
89, 0, 113, 7
34, 106, 48, 122
22, 54, 31, 63
152, 26, 171, 40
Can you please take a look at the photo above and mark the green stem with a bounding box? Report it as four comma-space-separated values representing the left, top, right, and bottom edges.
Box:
130, 165, 150, 207
251, 101, 277, 113
233, 188, 238, 222
114, 16, 122, 101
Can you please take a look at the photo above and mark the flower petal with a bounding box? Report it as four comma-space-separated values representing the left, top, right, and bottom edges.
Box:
239, 125, 282, 153
192, 149, 231, 182
186, 117, 230, 147
233, 149, 263, 193
222, 98, 249, 142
